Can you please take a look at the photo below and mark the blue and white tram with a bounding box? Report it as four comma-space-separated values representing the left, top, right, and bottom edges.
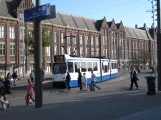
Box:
52, 54, 118, 87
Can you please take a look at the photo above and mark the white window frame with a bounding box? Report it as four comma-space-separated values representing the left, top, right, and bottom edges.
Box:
79, 35, 83, 44
85, 36, 88, 45
54, 46, 57, 55
67, 47, 71, 54
0, 43, 5, 56
9, 27, 15, 39
91, 36, 94, 46
54, 32, 57, 42
10, 44, 15, 56
73, 35, 76, 44
95, 37, 99, 45
61, 33, 64, 43
61, 47, 64, 54
20, 27, 25, 40
67, 33, 70, 44
46, 46, 50, 56
0, 25, 5, 38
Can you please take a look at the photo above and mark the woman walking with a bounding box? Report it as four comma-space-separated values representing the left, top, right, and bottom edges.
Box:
26, 79, 35, 106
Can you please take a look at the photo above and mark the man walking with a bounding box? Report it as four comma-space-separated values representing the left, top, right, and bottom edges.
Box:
129, 67, 138, 90
90, 70, 100, 91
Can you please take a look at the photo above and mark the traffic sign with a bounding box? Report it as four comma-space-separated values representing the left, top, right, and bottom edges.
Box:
24, 3, 50, 22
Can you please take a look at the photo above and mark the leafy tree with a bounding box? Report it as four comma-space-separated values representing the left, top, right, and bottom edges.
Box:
25, 26, 51, 70
25, 26, 51, 57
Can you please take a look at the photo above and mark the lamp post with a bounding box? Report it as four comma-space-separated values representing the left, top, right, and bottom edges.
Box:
147, 0, 157, 74
156, 0, 161, 91
34, 0, 43, 108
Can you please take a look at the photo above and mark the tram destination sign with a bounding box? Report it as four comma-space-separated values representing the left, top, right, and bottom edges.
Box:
24, 3, 51, 22
54, 55, 65, 63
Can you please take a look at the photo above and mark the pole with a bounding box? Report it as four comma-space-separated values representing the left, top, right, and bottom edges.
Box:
152, 0, 157, 74
157, 0, 161, 91
34, 0, 43, 108
99, 35, 102, 82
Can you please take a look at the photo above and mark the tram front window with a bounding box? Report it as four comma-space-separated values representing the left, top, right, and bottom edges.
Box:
53, 63, 66, 74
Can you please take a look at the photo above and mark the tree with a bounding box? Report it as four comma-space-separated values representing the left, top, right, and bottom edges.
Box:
25, 26, 51, 56
135, 50, 151, 68
25, 26, 51, 69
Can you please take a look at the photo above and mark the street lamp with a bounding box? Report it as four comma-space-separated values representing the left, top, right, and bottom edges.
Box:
147, 0, 157, 74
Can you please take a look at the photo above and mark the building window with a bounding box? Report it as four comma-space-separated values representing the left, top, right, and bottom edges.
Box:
79, 35, 83, 44
102, 36, 105, 45
85, 36, 88, 45
54, 32, 57, 42
46, 47, 50, 56
0, 44, 5, 56
61, 47, 64, 54
20, 27, 25, 40
67, 33, 70, 44
9, 27, 15, 39
95, 37, 99, 45
91, 36, 94, 45
61, 33, 64, 43
73, 35, 76, 44
80, 47, 83, 57
0, 25, 5, 38
54, 46, 57, 55
67, 47, 71, 54
10, 44, 15, 56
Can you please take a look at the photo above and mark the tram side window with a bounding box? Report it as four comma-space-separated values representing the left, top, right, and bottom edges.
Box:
111, 63, 117, 69
75, 62, 80, 72
87, 62, 92, 72
104, 65, 108, 73
81, 62, 87, 72
93, 62, 98, 71
68, 62, 74, 73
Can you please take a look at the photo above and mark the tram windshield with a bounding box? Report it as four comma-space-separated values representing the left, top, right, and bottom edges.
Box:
53, 63, 67, 74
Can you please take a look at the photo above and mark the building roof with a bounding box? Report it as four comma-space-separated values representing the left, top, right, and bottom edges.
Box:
0, 1, 153, 40
125, 26, 151, 40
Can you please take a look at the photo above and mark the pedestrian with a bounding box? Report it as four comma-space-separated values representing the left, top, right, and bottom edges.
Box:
12, 71, 18, 86
26, 79, 35, 106
78, 71, 82, 91
30, 70, 34, 84
90, 70, 100, 91
0, 77, 10, 110
66, 72, 71, 90
129, 67, 138, 90
82, 73, 87, 91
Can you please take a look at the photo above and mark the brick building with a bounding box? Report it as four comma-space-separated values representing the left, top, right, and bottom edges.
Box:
0, 0, 154, 75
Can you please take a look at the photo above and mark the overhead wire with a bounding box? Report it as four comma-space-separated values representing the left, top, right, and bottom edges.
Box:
83, 0, 140, 16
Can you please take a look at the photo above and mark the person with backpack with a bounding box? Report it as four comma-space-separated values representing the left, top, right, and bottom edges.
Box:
78, 71, 82, 91
90, 70, 101, 91
12, 71, 18, 86
66, 72, 71, 90
0, 77, 10, 110
26, 79, 35, 106
30, 70, 35, 84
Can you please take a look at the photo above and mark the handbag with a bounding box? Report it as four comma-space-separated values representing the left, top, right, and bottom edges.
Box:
25, 95, 33, 104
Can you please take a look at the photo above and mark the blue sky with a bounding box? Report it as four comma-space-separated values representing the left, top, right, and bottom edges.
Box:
33, 0, 156, 28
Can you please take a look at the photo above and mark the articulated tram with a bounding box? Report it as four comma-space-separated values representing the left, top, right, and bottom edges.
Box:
52, 54, 118, 87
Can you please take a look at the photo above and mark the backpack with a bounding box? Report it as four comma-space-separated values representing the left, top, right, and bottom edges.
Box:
0, 81, 5, 95
4, 79, 11, 94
